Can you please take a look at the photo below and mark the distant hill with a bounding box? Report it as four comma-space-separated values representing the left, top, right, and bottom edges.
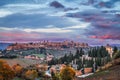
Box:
0, 43, 12, 50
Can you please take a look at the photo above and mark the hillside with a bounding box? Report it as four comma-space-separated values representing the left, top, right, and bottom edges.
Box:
86, 65, 120, 80
1, 58, 42, 67
77, 58, 120, 80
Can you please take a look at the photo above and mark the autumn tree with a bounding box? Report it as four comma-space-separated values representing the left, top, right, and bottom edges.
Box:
51, 71, 60, 80
24, 69, 38, 80
0, 59, 15, 80
12, 64, 23, 77
60, 64, 75, 80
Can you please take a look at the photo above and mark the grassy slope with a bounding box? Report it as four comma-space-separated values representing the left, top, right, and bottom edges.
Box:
87, 65, 120, 80
77, 58, 120, 80
1, 58, 42, 67
77, 65, 120, 80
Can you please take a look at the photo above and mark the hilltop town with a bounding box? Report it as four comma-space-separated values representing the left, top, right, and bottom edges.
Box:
6, 41, 89, 50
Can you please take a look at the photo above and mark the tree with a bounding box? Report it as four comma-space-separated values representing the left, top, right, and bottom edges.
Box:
88, 49, 92, 57
67, 52, 74, 62
12, 64, 23, 77
113, 46, 118, 56
113, 46, 118, 53
91, 48, 96, 58
0, 60, 15, 80
113, 51, 120, 59
95, 58, 102, 66
51, 71, 60, 80
63, 54, 68, 63
76, 58, 83, 70
74, 49, 79, 59
79, 48, 84, 56
86, 59, 94, 67
25, 69, 38, 80
88, 46, 109, 58
60, 65, 75, 80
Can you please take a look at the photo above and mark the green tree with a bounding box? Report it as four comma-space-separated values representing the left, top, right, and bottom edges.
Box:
113, 51, 120, 59
68, 52, 74, 62
76, 58, 83, 70
86, 59, 94, 67
51, 71, 60, 80
79, 48, 84, 56
113, 46, 118, 56
74, 49, 80, 59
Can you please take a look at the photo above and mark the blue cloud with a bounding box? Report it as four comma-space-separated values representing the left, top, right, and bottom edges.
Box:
0, 13, 80, 28
66, 9, 120, 40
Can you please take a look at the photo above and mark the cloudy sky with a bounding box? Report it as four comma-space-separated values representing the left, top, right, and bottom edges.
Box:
0, 0, 120, 45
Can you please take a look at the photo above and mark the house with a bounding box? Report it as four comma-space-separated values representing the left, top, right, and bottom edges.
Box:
76, 68, 92, 77
105, 44, 113, 57
46, 53, 54, 61
24, 55, 41, 60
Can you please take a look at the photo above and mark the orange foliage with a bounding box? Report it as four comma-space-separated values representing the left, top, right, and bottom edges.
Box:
0, 75, 3, 80
60, 65, 75, 80
12, 64, 23, 74
25, 69, 38, 80
0, 59, 15, 80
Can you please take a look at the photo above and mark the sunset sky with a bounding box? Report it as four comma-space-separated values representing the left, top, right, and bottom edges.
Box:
0, 0, 120, 44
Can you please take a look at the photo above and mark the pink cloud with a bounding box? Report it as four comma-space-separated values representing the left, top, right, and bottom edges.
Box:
99, 34, 112, 39
90, 34, 120, 40
90, 34, 112, 39
0, 32, 39, 38
0, 32, 41, 42
90, 35, 97, 39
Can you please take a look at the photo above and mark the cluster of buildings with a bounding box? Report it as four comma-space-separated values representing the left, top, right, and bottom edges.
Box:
105, 44, 113, 58
35, 63, 93, 78
6, 41, 89, 51
24, 53, 54, 61
24, 54, 44, 60
46, 53, 54, 61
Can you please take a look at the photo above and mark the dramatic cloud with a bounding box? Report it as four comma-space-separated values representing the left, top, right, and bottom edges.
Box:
90, 34, 120, 40
0, 0, 120, 44
66, 9, 120, 41
0, 13, 82, 28
49, 1, 65, 8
